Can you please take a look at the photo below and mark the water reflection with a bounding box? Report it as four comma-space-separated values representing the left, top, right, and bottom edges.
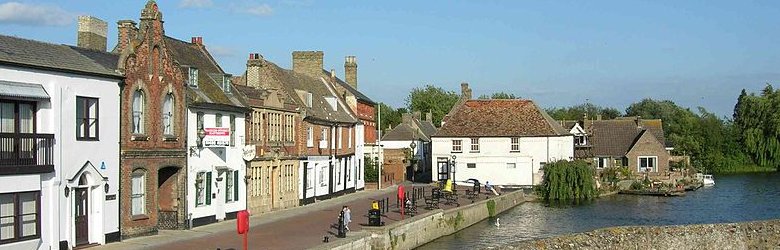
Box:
418, 172, 780, 250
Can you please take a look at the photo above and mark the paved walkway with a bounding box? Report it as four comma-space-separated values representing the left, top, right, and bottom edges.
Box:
95, 183, 493, 250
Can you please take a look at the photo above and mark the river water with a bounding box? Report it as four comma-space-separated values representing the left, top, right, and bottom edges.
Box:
419, 172, 780, 249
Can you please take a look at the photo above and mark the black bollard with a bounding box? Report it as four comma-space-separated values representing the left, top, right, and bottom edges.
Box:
337, 210, 346, 238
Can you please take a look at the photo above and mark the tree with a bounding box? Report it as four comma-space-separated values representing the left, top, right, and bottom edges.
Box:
546, 103, 622, 120
405, 85, 459, 126
477, 92, 521, 99
376, 102, 406, 136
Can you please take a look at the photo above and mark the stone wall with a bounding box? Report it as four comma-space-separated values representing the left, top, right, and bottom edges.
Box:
504, 219, 780, 250
313, 190, 525, 250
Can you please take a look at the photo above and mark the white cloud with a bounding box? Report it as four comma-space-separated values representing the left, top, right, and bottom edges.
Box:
179, 0, 213, 9
240, 3, 273, 16
0, 2, 75, 26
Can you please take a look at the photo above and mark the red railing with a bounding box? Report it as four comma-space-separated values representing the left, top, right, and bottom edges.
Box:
0, 133, 54, 174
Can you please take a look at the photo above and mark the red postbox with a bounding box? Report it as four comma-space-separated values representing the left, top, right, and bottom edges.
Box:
237, 210, 249, 250
398, 185, 405, 219
237, 210, 250, 234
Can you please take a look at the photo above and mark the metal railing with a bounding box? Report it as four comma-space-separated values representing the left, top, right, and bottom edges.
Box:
0, 133, 54, 170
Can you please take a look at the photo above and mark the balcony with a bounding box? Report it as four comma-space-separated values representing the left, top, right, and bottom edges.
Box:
0, 133, 54, 175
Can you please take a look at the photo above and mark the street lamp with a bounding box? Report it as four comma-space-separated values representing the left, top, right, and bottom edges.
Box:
450, 155, 457, 183
409, 141, 417, 183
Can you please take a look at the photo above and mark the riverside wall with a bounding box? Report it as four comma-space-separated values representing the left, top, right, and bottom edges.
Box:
503, 219, 780, 250
312, 190, 525, 250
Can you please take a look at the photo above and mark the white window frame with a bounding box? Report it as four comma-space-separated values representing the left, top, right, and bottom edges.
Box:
189, 67, 199, 87
638, 156, 658, 173
470, 138, 479, 152
306, 127, 314, 147
452, 139, 462, 153
321, 128, 328, 144
195, 172, 207, 207
162, 93, 174, 136
132, 90, 144, 134
131, 171, 146, 215
338, 127, 343, 149
510, 137, 520, 152
597, 157, 608, 169
507, 163, 516, 169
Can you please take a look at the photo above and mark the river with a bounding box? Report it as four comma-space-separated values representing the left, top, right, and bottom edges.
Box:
418, 172, 780, 249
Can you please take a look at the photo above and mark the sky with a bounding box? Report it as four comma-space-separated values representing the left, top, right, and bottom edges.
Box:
1, 0, 779, 117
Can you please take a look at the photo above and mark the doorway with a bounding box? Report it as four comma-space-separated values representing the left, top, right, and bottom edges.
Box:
74, 176, 89, 246
157, 166, 180, 229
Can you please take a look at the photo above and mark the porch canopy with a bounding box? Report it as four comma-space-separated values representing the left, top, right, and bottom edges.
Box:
0, 80, 50, 100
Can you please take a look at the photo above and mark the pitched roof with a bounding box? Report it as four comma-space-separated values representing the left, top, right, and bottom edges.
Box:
250, 60, 357, 124
322, 69, 375, 104
434, 99, 569, 137
417, 120, 438, 138
0, 35, 121, 78
382, 123, 429, 141
163, 36, 247, 111
587, 118, 666, 157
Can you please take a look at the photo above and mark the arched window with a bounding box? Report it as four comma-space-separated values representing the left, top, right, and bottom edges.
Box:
132, 90, 145, 134
162, 93, 174, 135
131, 169, 146, 215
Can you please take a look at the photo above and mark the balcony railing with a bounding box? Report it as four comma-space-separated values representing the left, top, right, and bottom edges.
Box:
0, 133, 54, 175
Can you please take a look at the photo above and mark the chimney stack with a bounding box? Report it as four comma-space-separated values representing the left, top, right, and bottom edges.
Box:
115, 20, 137, 53
460, 82, 472, 100
344, 56, 357, 89
401, 113, 412, 124
292, 51, 324, 78
246, 53, 266, 89
635, 116, 642, 128
77, 16, 107, 51
425, 112, 432, 122
330, 69, 336, 78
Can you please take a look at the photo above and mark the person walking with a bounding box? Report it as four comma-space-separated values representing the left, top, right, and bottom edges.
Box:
342, 206, 352, 231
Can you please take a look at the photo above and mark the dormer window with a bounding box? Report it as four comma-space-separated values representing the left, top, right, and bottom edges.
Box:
324, 96, 337, 111
222, 75, 232, 93
305, 93, 313, 108
188, 67, 199, 87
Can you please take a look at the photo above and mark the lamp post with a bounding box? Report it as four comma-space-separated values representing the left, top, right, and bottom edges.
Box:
374, 156, 380, 189
450, 155, 457, 183
409, 141, 417, 183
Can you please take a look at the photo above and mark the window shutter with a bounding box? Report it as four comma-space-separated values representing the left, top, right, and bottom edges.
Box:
206, 172, 212, 205
225, 172, 230, 202
234, 170, 239, 201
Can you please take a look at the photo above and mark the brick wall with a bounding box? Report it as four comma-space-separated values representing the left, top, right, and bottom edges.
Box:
117, 2, 188, 238
292, 51, 323, 78
382, 148, 407, 185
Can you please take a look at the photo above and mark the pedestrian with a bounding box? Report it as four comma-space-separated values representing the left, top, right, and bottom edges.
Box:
342, 206, 352, 231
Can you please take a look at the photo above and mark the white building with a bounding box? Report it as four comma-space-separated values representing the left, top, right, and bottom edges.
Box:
0, 33, 122, 249
432, 95, 573, 187
163, 36, 249, 227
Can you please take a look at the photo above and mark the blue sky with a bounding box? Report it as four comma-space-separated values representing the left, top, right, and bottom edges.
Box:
2, 0, 778, 117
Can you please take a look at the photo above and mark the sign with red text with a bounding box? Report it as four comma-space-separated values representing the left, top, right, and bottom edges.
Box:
204, 127, 230, 147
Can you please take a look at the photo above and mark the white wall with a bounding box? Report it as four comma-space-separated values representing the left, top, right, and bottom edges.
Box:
186, 108, 246, 221
355, 124, 365, 189
0, 65, 121, 249
431, 136, 574, 186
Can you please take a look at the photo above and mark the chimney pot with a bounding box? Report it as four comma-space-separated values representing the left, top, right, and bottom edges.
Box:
460, 82, 472, 100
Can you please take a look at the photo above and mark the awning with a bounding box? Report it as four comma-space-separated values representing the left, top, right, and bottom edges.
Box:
0, 80, 50, 100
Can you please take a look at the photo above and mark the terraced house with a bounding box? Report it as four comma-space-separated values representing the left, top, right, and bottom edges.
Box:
166, 36, 249, 227
114, 2, 189, 237
233, 53, 303, 214
0, 19, 122, 249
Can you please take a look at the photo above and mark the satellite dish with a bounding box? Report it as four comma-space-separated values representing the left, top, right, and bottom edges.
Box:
242, 145, 256, 161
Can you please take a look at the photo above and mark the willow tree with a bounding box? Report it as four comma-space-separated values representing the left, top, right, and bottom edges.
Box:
539, 160, 597, 201
733, 84, 780, 169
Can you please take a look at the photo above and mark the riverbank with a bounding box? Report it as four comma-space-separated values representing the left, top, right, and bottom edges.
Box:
315, 190, 525, 250
501, 219, 780, 250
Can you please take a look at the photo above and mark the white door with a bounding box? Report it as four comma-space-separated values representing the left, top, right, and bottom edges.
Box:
215, 170, 226, 220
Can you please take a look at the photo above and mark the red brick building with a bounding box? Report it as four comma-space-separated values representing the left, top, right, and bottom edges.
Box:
114, 1, 188, 237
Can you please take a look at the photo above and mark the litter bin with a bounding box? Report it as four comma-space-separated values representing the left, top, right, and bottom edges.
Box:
368, 209, 381, 226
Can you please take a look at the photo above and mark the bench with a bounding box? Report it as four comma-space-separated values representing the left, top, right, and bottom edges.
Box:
424, 189, 441, 209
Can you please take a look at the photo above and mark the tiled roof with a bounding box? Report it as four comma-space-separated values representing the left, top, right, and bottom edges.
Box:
322, 69, 375, 104
0, 35, 121, 78
434, 99, 569, 137
587, 118, 666, 157
163, 36, 247, 110
382, 123, 429, 142
251, 60, 357, 124
417, 120, 438, 138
